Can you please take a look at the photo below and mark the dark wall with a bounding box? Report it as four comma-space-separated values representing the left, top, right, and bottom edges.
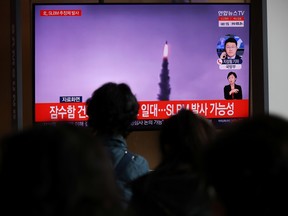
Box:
0, 0, 13, 137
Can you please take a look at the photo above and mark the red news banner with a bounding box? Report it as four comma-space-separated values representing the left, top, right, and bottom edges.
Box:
35, 100, 249, 122
40, 10, 82, 16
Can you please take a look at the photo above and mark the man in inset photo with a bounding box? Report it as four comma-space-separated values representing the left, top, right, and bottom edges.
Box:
220, 37, 242, 60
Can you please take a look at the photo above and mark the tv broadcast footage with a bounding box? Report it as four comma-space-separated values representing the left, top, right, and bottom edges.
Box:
33, 3, 250, 129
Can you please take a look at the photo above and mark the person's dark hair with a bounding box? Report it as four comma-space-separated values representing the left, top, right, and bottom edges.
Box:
0, 124, 124, 216
86, 82, 139, 137
224, 37, 237, 48
129, 109, 215, 216
227, 71, 237, 79
158, 109, 216, 174
205, 114, 288, 216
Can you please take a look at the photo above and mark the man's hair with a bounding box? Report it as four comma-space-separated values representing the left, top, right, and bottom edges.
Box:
224, 37, 238, 48
86, 82, 139, 137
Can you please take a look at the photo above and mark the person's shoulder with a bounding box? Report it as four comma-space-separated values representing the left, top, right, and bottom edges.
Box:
126, 152, 150, 175
130, 153, 149, 167
105, 135, 128, 149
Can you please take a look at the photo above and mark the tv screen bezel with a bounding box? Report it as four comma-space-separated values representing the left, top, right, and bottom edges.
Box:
32, 2, 253, 130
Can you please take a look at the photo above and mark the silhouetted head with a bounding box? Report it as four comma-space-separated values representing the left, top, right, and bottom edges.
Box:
0, 124, 123, 216
205, 114, 288, 216
159, 109, 216, 173
86, 82, 139, 137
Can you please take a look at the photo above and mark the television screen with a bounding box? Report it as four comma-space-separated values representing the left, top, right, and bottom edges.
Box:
33, 3, 250, 129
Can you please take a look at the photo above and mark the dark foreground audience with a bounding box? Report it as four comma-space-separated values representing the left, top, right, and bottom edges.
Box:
129, 109, 216, 216
205, 114, 288, 216
0, 124, 125, 216
86, 82, 150, 208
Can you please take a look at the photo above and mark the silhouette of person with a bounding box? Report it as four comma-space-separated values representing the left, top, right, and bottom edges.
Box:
205, 114, 288, 216
86, 82, 150, 208
0, 124, 125, 216
129, 109, 216, 216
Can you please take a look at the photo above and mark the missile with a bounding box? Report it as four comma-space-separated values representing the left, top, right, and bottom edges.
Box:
163, 41, 168, 58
